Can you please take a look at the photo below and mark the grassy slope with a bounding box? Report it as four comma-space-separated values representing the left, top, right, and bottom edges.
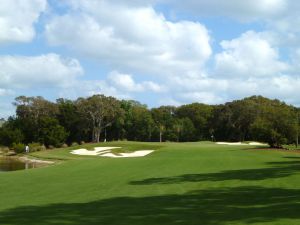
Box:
1, 142, 300, 224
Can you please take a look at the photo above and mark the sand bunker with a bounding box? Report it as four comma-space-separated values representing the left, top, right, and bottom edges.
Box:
71, 147, 121, 156
70, 147, 154, 158
101, 150, 154, 158
216, 142, 266, 146
248, 142, 266, 146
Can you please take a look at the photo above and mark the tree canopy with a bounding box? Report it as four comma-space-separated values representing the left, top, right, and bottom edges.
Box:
0, 95, 298, 148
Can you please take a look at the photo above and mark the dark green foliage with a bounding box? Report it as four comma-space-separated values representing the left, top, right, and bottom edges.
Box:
56, 98, 84, 143
211, 96, 299, 147
37, 117, 68, 147
125, 105, 154, 141
151, 106, 177, 142
179, 117, 197, 142
176, 103, 213, 140
0, 126, 24, 147
12, 143, 25, 154
76, 95, 123, 142
249, 99, 298, 147
0, 95, 299, 148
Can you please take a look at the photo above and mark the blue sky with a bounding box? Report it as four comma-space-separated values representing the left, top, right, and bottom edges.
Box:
1, 0, 300, 118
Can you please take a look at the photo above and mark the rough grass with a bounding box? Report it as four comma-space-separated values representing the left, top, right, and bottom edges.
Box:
1, 141, 300, 224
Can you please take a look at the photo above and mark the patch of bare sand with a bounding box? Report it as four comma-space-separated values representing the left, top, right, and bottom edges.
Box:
70, 147, 154, 158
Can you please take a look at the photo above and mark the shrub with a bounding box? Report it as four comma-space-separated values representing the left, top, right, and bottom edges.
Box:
80, 141, 85, 145
0, 128, 24, 147
38, 117, 68, 147
71, 142, 78, 147
28, 142, 46, 152
12, 143, 25, 154
61, 143, 68, 148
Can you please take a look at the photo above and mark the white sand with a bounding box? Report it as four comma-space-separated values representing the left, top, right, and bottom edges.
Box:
248, 142, 266, 146
71, 147, 121, 156
70, 147, 154, 158
216, 142, 266, 146
101, 150, 154, 158
216, 142, 248, 145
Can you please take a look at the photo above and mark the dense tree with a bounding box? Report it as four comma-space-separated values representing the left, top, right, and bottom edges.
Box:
13, 96, 59, 143
151, 106, 176, 142
176, 103, 213, 140
56, 98, 88, 143
0, 94, 299, 149
126, 106, 154, 141
250, 99, 298, 147
0, 126, 24, 147
212, 96, 269, 141
37, 117, 68, 147
76, 95, 123, 142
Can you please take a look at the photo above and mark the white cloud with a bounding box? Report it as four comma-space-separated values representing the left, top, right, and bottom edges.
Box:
215, 31, 288, 78
224, 76, 300, 105
108, 71, 165, 93
58, 70, 165, 102
42, 1, 300, 108
168, 0, 287, 22
108, 71, 144, 92
0, 88, 14, 96
161, 75, 300, 107
142, 81, 164, 93
0, 54, 83, 90
45, 0, 211, 76
0, 0, 47, 44
59, 80, 131, 100
179, 91, 224, 104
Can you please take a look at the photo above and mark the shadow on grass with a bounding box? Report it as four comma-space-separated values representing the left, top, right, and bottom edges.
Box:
1, 186, 300, 225
130, 161, 300, 185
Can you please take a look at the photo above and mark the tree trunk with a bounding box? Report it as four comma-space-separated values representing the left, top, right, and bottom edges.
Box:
159, 131, 162, 142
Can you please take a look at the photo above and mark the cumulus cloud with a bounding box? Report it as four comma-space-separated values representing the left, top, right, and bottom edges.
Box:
82, 0, 286, 21
45, 0, 211, 76
59, 79, 131, 100
215, 31, 288, 78
2, 0, 300, 117
167, 0, 287, 22
224, 76, 300, 105
0, 0, 47, 44
0, 88, 14, 96
42, 1, 300, 108
0, 54, 83, 90
59, 70, 165, 101
162, 75, 300, 107
108, 71, 165, 93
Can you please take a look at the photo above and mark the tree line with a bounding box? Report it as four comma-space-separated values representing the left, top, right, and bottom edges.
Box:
0, 95, 299, 149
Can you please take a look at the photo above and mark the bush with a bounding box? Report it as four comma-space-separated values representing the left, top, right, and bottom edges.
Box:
28, 142, 46, 152
80, 141, 85, 145
61, 143, 68, 148
12, 143, 25, 154
71, 142, 78, 147
38, 117, 68, 147
0, 128, 24, 147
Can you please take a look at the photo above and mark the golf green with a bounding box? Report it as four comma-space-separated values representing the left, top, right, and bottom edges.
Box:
1, 141, 300, 225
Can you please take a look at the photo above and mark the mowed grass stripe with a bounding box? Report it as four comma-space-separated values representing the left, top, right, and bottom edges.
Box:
1, 142, 300, 224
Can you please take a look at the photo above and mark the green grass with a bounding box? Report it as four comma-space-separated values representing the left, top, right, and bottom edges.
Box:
1, 141, 300, 224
